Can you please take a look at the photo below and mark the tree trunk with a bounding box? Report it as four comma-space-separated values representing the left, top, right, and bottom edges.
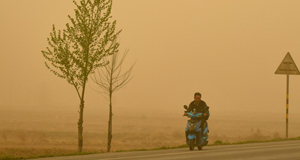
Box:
78, 99, 84, 153
78, 80, 87, 153
107, 92, 113, 152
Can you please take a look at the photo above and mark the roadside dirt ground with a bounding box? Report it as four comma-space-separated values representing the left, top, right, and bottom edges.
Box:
0, 107, 299, 156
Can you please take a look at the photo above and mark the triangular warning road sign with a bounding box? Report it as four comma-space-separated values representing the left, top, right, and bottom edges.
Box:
275, 52, 300, 75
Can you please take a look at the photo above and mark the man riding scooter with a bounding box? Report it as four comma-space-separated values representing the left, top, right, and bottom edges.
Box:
184, 92, 210, 147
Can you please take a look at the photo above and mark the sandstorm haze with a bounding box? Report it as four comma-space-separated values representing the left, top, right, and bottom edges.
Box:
1, 0, 300, 147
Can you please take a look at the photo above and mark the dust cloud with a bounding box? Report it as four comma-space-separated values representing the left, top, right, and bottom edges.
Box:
1, 0, 300, 153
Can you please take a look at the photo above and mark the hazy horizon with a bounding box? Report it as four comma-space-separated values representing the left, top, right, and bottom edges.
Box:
1, 0, 300, 119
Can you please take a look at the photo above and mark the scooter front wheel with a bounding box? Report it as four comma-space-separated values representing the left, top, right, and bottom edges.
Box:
198, 146, 202, 150
189, 139, 195, 150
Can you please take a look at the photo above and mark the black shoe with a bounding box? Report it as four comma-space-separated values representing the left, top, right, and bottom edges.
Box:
204, 141, 208, 146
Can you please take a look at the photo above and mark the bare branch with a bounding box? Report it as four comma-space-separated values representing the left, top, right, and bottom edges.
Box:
91, 49, 135, 96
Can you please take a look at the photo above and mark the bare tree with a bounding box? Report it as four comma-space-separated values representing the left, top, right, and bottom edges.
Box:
41, 0, 121, 152
91, 49, 135, 152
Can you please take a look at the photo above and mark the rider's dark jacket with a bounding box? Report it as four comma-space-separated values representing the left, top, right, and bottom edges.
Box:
187, 100, 210, 120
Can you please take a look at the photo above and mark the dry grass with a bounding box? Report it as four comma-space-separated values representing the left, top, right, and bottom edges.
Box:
1, 108, 300, 159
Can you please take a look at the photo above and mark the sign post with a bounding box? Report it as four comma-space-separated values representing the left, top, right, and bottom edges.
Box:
275, 52, 300, 138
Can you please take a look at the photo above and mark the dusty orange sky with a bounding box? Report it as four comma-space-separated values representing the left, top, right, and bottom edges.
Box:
1, 0, 300, 119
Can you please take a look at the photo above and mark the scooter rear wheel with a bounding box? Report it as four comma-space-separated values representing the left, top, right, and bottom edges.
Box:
198, 146, 202, 150
189, 139, 194, 150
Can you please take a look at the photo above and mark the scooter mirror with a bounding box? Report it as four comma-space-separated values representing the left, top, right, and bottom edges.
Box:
183, 105, 188, 109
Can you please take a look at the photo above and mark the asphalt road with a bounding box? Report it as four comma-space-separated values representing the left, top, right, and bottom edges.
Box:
34, 140, 300, 160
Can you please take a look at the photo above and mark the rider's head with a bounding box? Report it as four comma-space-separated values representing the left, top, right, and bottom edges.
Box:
194, 92, 201, 103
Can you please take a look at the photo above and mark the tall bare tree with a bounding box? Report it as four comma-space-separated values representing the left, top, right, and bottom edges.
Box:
41, 0, 121, 152
91, 49, 135, 152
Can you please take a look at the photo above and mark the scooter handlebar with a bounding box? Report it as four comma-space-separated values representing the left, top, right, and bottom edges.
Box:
186, 112, 203, 118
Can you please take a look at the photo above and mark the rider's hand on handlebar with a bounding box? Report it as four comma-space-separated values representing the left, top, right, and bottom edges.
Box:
197, 113, 203, 118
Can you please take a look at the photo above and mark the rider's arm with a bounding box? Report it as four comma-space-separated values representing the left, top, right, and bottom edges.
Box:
187, 102, 193, 112
203, 106, 210, 120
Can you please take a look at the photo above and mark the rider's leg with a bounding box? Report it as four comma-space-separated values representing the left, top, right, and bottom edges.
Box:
203, 121, 208, 145
200, 121, 204, 137
185, 131, 188, 144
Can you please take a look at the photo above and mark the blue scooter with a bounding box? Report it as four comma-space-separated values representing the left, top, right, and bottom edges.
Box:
184, 105, 209, 150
